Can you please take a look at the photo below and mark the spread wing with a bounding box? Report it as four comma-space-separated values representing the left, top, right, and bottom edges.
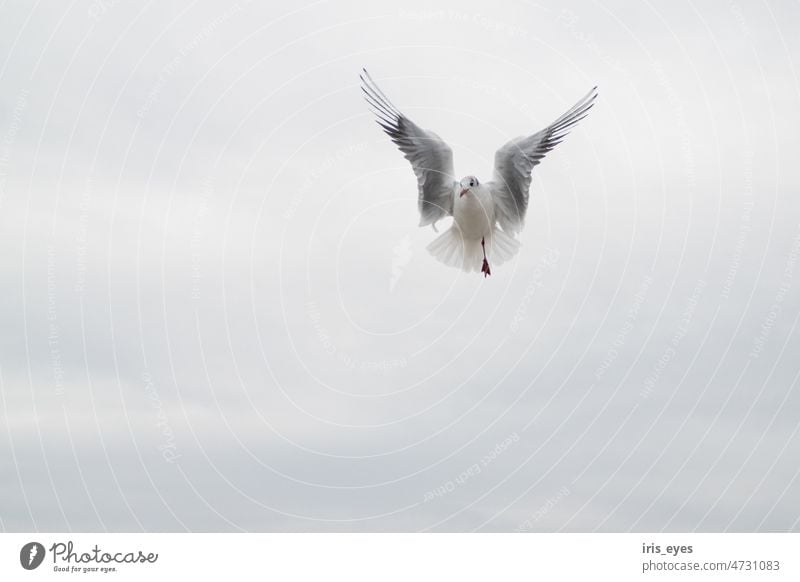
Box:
360, 69, 457, 226
489, 87, 598, 233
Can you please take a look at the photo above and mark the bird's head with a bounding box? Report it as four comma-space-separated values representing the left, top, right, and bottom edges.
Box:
459, 176, 480, 197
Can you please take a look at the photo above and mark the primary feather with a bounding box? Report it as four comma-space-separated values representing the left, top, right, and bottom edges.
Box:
489, 86, 598, 233
359, 69, 457, 226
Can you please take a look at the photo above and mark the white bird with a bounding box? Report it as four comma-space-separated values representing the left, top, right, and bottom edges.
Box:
360, 69, 597, 277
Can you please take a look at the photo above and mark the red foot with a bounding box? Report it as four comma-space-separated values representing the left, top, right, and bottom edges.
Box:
480, 236, 491, 277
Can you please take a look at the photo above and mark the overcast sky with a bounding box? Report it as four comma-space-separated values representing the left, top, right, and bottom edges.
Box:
1, 0, 799, 532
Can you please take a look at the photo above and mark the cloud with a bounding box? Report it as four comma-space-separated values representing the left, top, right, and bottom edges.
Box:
1, 0, 799, 532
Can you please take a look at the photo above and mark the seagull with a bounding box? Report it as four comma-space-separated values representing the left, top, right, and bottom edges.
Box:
360, 69, 597, 277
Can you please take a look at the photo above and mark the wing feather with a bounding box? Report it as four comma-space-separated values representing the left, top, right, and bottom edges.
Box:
489, 87, 598, 233
360, 69, 457, 226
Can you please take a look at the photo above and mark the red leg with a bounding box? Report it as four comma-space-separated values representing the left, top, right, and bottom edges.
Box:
481, 237, 491, 277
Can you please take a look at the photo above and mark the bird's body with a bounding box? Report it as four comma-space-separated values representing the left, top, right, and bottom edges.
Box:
453, 181, 494, 239
360, 69, 597, 276
427, 177, 519, 275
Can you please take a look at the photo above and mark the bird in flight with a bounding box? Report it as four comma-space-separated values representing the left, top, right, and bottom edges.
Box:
360, 69, 597, 277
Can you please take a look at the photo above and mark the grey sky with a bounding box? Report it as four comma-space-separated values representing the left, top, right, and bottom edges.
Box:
1, 0, 799, 531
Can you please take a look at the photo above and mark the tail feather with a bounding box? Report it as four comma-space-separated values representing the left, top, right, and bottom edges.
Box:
491, 228, 521, 263
426, 225, 521, 272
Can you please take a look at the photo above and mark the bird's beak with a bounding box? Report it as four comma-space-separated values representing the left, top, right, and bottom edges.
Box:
459, 188, 469, 197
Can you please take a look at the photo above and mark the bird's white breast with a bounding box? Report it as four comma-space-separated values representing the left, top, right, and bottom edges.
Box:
453, 185, 494, 239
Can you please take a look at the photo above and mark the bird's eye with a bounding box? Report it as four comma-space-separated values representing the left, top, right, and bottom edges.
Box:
470, 180, 475, 186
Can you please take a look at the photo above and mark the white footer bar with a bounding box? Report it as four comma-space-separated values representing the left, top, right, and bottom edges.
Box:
1, 533, 797, 581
